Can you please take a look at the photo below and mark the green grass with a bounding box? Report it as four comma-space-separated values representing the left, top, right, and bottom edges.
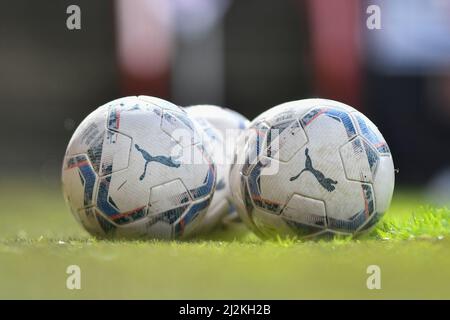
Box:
0, 179, 450, 299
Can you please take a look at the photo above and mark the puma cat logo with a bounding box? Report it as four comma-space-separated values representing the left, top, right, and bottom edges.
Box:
289, 148, 338, 192
135, 144, 181, 181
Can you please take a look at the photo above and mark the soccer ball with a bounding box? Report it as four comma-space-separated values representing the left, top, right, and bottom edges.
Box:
230, 99, 395, 239
185, 105, 250, 232
62, 96, 216, 239
185, 105, 249, 138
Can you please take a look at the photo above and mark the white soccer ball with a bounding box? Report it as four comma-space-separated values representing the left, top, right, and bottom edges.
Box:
185, 105, 249, 232
185, 105, 249, 138
62, 96, 216, 239
230, 99, 395, 239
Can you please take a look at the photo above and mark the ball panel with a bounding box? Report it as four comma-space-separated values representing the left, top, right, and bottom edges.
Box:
94, 208, 117, 236
98, 130, 132, 176
138, 95, 183, 113
372, 155, 395, 214
148, 179, 191, 215
77, 207, 105, 237
239, 175, 268, 238
252, 99, 315, 125
352, 112, 390, 154
187, 158, 216, 200
145, 204, 190, 239
362, 139, 380, 175
145, 219, 179, 240
241, 121, 270, 177
282, 194, 327, 228
325, 180, 375, 223
64, 106, 108, 158
161, 109, 201, 147
267, 119, 308, 162
339, 137, 375, 183
96, 174, 147, 225
230, 161, 258, 231
107, 102, 161, 139
300, 107, 357, 139
327, 184, 375, 233
247, 159, 284, 214
356, 212, 385, 234
174, 197, 212, 238
63, 154, 97, 210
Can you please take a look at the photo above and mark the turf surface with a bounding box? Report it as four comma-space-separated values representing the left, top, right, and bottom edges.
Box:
0, 179, 449, 299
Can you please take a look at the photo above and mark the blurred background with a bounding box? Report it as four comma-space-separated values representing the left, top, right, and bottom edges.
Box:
0, 0, 449, 202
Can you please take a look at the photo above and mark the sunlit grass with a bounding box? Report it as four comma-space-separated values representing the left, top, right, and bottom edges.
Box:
0, 179, 450, 299
374, 206, 450, 241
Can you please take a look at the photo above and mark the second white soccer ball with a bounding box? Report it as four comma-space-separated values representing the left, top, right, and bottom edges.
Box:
230, 99, 395, 239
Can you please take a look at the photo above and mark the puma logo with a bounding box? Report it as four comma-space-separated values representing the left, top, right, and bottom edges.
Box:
289, 148, 338, 192
135, 144, 181, 181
